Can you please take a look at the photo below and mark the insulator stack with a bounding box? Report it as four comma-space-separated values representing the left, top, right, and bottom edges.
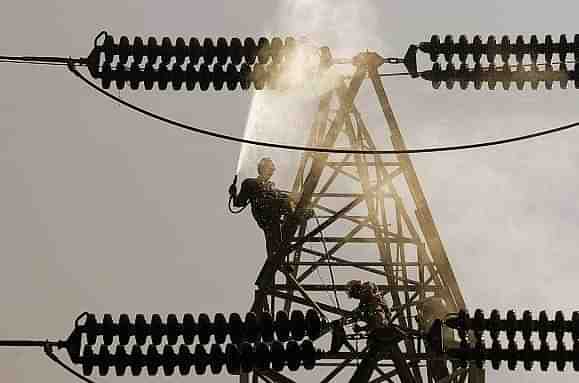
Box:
444, 309, 579, 371
421, 62, 579, 90
76, 340, 318, 376
77, 310, 322, 346
447, 339, 579, 372
447, 309, 579, 341
93, 35, 298, 66
95, 62, 298, 91
420, 34, 579, 64
85, 33, 326, 91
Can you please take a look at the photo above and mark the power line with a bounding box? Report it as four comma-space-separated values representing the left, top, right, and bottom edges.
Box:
0, 59, 69, 66
0, 57, 576, 154
67, 62, 579, 155
0, 337, 96, 383
44, 346, 97, 383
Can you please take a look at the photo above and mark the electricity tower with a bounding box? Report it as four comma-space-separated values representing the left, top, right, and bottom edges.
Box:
246, 50, 475, 383
5, 32, 579, 383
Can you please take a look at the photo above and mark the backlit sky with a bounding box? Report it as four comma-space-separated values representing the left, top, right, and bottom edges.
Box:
1, 1, 579, 382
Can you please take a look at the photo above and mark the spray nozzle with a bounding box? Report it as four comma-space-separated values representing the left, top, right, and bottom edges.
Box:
228, 174, 238, 198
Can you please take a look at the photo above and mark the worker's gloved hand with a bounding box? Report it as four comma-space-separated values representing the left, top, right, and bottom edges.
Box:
228, 183, 237, 198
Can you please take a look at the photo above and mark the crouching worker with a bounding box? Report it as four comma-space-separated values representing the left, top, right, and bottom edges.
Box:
347, 280, 391, 333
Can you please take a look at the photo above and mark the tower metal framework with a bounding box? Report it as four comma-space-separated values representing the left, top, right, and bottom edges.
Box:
7, 31, 579, 383
244, 52, 475, 383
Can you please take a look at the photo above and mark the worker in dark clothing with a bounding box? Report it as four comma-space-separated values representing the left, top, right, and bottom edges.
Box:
331, 280, 392, 352
229, 158, 314, 312
344, 280, 418, 383
229, 157, 293, 261
347, 280, 391, 333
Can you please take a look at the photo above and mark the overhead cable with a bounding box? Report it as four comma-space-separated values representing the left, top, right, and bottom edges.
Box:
68, 62, 579, 154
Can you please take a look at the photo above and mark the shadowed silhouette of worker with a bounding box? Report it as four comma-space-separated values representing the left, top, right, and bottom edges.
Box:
229, 158, 293, 283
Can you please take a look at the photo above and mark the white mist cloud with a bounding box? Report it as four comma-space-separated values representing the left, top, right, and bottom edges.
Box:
273, 0, 385, 57
236, 0, 386, 188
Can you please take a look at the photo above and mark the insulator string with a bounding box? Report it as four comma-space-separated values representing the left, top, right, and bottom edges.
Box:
448, 339, 579, 372
420, 34, 579, 64
75, 340, 318, 376
74, 310, 322, 346
423, 62, 579, 90
447, 309, 579, 341
92, 61, 297, 91
93, 34, 302, 66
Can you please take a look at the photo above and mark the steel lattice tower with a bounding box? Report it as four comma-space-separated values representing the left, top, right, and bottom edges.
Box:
5, 31, 579, 383
243, 52, 477, 383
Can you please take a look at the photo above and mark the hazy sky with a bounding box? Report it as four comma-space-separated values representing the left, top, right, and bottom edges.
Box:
2, 1, 579, 382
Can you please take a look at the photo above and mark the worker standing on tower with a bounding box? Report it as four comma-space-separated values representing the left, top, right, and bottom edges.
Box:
229, 157, 314, 310
228, 157, 293, 260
